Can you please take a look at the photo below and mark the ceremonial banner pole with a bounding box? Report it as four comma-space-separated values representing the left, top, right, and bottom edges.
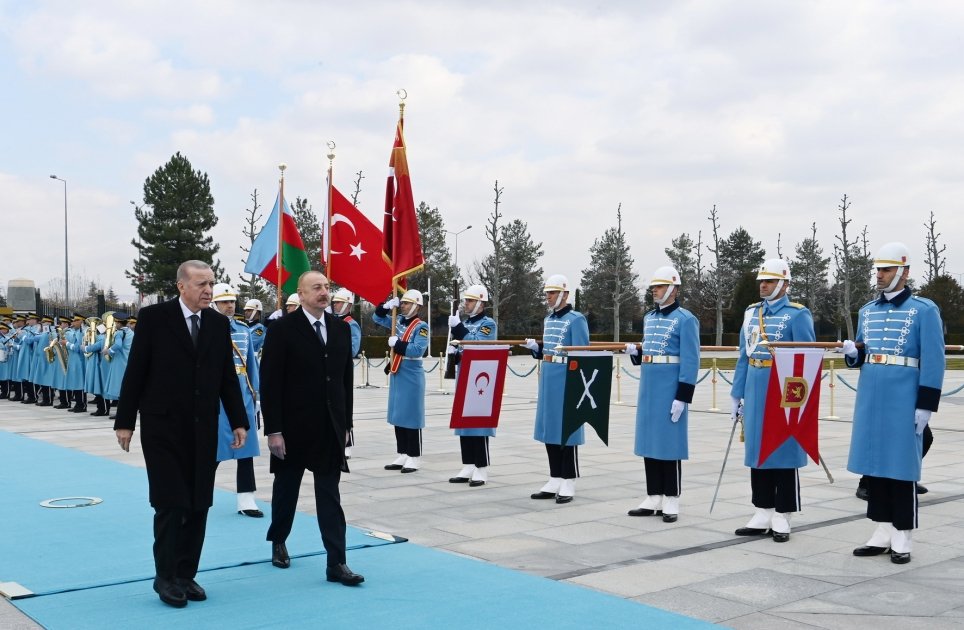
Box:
324, 141, 335, 276
710, 358, 720, 411
276, 163, 286, 311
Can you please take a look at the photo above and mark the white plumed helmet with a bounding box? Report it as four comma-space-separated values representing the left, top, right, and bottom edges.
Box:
212, 283, 238, 302
756, 259, 791, 282
461, 284, 489, 302
243, 298, 263, 311
543, 274, 569, 292
400, 289, 424, 306
873, 242, 910, 269
285, 293, 301, 306
332, 288, 354, 304
649, 266, 681, 286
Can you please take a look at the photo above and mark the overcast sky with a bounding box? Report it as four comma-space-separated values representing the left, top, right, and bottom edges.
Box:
3, 1, 963, 306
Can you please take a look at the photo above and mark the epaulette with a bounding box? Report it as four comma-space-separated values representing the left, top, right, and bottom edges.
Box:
746, 301, 762, 310
787, 302, 806, 309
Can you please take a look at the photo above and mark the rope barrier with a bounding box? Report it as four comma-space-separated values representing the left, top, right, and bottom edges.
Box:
716, 371, 734, 386
695, 369, 711, 385
620, 366, 640, 380
942, 382, 964, 397
422, 359, 440, 374
367, 358, 387, 368
508, 363, 538, 378
835, 373, 858, 391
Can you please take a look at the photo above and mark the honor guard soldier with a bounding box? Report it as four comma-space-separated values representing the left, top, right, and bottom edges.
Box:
104, 312, 133, 418
625, 266, 700, 522
331, 289, 361, 459
81, 318, 108, 416
19, 313, 43, 404
373, 289, 429, 473
8, 315, 28, 401
0, 320, 12, 399
62, 313, 88, 412
243, 299, 267, 353
33, 315, 56, 407
52, 318, 71, 409
523, 274, 590, 504
446, 284, 498, 487
212, 284, 264, 517
843, 243, 944, 564
731, 259, 815, 542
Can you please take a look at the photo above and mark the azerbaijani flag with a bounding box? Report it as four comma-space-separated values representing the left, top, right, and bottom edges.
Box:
244, 192, 310, 295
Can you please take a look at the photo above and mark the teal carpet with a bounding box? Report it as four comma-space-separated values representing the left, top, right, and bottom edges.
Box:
0, 429, 715, 629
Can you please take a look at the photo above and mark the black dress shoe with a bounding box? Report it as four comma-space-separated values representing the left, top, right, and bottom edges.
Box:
90, 410, 108, 416
469, 480, 485, 487
855, 487, 870, 501
449, 476, 470, 483
555, 495, 573, 504
627, 508, 662, 517
916, 484, 928, 495
238, 509, 264, 518
735, 527, 770, 536
530, 491, 556, 500
891, 551, 911, 564
69, 407, 86, 413
384, 464, 403, 470
400, 467, 418, 473
662, 513, 678, 523
853, 545, 889, 557
153, 577, 187, 608
53, 403, 69, 409
772, 532, 790, 543
176, 579, 207, 601
271, 542, 290, 569
326, 563, 365, 586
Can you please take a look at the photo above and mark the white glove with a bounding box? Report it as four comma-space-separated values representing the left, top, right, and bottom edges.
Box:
670, 400, 685, 423
624, 343, 639, 356
384, 297, 400, 310
730, 397, 742, 421
446, 345, 457, 355
841, 339, 858, 358
448, 315, 461, 328
255, 400, 262, 415
914, 409, 931, 435
523, 338, 539, 351
268, 308, 283, 320
388, 336, 398, 348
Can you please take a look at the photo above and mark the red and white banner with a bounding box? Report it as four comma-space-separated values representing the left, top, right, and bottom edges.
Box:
758, 347, 824, 467
449, 346, 509, 429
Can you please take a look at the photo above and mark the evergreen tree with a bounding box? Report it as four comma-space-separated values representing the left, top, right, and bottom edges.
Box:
789, 222, 832, 328
919, 275, 964, 334
473, 219, 545, 335
406, 202, 458, 306
579, 206, 641, 338
719, 226, 766, 277
126, 152, 224, 300
290, 196, 323, 272
665, 231, 711, 327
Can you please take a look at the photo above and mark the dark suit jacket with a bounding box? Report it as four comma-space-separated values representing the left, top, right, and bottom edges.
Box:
115, 298, 247, 509
259, 307, 353, 473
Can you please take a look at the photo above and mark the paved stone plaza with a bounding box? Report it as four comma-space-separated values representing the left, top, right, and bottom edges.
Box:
3, 353, 964, 628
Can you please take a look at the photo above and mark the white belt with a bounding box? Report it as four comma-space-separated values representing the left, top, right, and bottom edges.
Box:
542, 355, 567, 364
867, 353, 919, 368
640, 355, 679, 364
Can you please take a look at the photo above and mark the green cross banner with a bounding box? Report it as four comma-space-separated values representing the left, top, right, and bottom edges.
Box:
561, 352, 613, 446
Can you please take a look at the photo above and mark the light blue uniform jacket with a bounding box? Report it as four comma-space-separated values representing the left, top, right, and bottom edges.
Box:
104, 328, 134, 400
373, 309, 428, 430
217, 320, 261, 461
530, 306, 590, 446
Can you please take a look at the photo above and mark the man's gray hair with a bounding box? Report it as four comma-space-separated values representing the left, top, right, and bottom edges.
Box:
177, 260, 212, 283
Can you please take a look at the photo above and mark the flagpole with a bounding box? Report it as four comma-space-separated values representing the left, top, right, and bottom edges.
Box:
325, 141, 335, 276
276, 163, 287, 312
388, 89, 407, 368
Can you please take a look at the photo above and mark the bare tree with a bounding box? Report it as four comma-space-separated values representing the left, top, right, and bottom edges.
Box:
923, 211, 947, 284
486, 181, 504, 325
706, 205, 725, 345
831, 195, 872, 339
238, 189, 269, 302
351, 170, 365, 207
776, 233, 783, 259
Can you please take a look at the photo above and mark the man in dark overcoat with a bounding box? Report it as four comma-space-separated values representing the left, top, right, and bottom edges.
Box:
114, 260, 248, 608
260, 270, 363, 586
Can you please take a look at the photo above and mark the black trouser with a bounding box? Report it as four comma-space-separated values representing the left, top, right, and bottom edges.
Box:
644, 457, 681, 497
266, 465, 346, 567
56, 388, 68, 407
394, 427, 422, 457
866, 476, 917, 530
9, 380, 22, 400
153, 507, 209, 580
0, 380, 7, 398
459, 436, 490, 468
22, 381, 35, 402
71, 390, 86, 410
236, 457, 256, 494
546, 444, 579, 479
750, 467, 800, 513
858, 425, 933, 490
346, 429, 354, 448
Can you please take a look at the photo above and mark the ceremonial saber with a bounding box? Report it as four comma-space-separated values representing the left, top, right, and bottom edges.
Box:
454, 339, 529, 346
818, 456, 834, 484
710, 407, 742, 514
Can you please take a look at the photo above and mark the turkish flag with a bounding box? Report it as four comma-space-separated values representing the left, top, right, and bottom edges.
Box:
383, 118, 424, 284
757, 347, 824, 467
326, 185, 393, 305
450, 346, 509, 429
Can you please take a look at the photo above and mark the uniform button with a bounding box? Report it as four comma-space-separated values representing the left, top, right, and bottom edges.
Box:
326, 377, 331, 382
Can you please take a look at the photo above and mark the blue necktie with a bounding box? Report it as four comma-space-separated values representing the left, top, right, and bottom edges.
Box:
314, 320, 325, 346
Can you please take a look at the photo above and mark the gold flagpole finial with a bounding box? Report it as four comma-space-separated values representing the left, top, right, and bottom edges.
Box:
326, 141, 336, 165
396, 88, 407, 119
279, 162, 287, 181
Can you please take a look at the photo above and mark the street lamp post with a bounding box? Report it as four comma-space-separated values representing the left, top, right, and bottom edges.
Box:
49, 175, 68, 308
445, 225, 472, 299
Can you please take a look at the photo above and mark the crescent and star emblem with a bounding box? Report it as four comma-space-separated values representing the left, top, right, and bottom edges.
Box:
330, 213, 366, 261
474, 371, 490, 395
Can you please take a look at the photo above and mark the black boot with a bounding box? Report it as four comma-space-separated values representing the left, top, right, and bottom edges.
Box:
22, 382, 36, 404
54, 389, 70, 409
70, 390, 87, 412
90, 395, 108, 416
0, 381, 8, 399
9, 381, 23, 401
37, 386, 53, 406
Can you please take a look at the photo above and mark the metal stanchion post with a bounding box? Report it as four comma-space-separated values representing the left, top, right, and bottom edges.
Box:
438, 352, 446, 393
823, 359, 840, 419
385, 351, 390, 386
708, 358, 721, 411
614, 355, 623, 404
356, 351, 381, 389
